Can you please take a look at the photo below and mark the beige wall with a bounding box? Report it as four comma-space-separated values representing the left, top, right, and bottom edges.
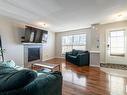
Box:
55, 28, 92, 57
0, 16, 55, 66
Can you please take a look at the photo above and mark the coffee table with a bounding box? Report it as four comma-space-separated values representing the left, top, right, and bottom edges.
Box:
31, 63, 61, 72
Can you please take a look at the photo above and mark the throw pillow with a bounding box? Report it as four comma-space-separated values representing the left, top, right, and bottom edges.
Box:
72, 49, 78, 56
0, 60, 16, 67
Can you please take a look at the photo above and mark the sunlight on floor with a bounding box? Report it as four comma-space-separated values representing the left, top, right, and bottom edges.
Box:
108, 75, 127, 95
62, 63, 87, 87
101, 67, 127, 95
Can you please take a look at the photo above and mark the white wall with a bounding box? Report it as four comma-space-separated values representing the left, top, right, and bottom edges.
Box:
0, 16, 55, 66
0, 17, 24, 66
43, 31, 55, 61
55, 28, 91, 57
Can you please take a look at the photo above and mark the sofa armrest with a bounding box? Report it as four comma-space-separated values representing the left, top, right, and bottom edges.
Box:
0, 69, 37, 92
23, 72, 62, 95
0, 72, 62, 95
77, 53, 87, 57
77, 53, 90, 66
65, 52, 72, 59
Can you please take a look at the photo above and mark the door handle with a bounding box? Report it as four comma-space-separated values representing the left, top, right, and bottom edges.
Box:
107, 44, 110, 47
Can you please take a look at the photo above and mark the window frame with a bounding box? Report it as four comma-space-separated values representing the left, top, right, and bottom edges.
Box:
61, 34, 86, 54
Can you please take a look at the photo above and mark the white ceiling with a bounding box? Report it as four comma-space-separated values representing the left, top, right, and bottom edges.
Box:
0, 0, 127, 32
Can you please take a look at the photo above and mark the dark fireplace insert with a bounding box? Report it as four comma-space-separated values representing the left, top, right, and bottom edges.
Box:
28, 48, 40, 62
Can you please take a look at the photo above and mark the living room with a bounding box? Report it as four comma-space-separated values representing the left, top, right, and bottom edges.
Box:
0, 0, 127, 95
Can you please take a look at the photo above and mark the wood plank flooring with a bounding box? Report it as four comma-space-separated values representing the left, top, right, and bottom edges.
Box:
45, 58, 127, 95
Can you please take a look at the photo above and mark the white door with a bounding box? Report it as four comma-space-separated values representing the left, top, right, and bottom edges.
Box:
106, 30, 126, 64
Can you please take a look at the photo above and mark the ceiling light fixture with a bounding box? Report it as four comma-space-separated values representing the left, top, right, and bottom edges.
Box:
118, 14, 123, 17
37, 22, 48, 28
113, 12, 127, 20
42, 23, 47, 28
108, 12, 127, 23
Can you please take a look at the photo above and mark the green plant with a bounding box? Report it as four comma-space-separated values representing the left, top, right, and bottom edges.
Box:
0, 49, 5, 56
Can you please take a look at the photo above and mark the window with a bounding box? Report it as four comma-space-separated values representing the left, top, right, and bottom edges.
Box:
108, 30, 125, 56
62, 34, 86, 54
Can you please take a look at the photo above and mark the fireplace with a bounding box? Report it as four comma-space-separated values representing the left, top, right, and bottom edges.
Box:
24, 44, 42, 68
28, 48, 40, 62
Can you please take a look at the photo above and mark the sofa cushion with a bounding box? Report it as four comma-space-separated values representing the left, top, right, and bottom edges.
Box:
24, 71, 62, 95
68, 55, 77, 59
72, 49, 78, 56
0, 68, 37, 91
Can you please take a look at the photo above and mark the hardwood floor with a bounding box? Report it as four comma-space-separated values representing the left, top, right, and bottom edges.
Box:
45, 58, 127, 95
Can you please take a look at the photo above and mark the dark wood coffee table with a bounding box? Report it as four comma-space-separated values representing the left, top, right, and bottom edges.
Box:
31, 63, 61, 72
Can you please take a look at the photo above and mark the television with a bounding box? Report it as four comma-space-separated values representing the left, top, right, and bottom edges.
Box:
23, 26, 48, 43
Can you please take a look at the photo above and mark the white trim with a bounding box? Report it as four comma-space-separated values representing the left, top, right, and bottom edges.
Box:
100, 61, 107, 64
90, 51, 100, 53
42, 57, 55, 61
43, 57, 65, 61
90, 64, 100, 67
55, 56, 65, 59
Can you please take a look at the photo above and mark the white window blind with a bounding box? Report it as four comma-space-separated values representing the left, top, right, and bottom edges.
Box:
62, 34, 86, 54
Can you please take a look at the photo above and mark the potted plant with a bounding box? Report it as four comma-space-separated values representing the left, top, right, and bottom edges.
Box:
0, 48, 5, 61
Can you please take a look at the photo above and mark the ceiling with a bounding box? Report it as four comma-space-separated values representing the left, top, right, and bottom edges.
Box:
0, 0, 127, 32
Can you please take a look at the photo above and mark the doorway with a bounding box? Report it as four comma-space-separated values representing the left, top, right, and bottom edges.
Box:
106, 29, 126, 64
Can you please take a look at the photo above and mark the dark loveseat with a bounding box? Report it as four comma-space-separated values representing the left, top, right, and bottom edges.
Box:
0, 64, 62, 95
65, 49, 90, 66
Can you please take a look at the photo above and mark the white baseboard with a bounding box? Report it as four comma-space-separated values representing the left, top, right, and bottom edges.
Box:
42, 57, 55, 61
42, 57, 65, 61
55, 56, 65, 59
90, 64, 100, 67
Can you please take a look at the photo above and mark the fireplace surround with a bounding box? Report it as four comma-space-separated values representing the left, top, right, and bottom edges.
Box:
24, 44, 42, 68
